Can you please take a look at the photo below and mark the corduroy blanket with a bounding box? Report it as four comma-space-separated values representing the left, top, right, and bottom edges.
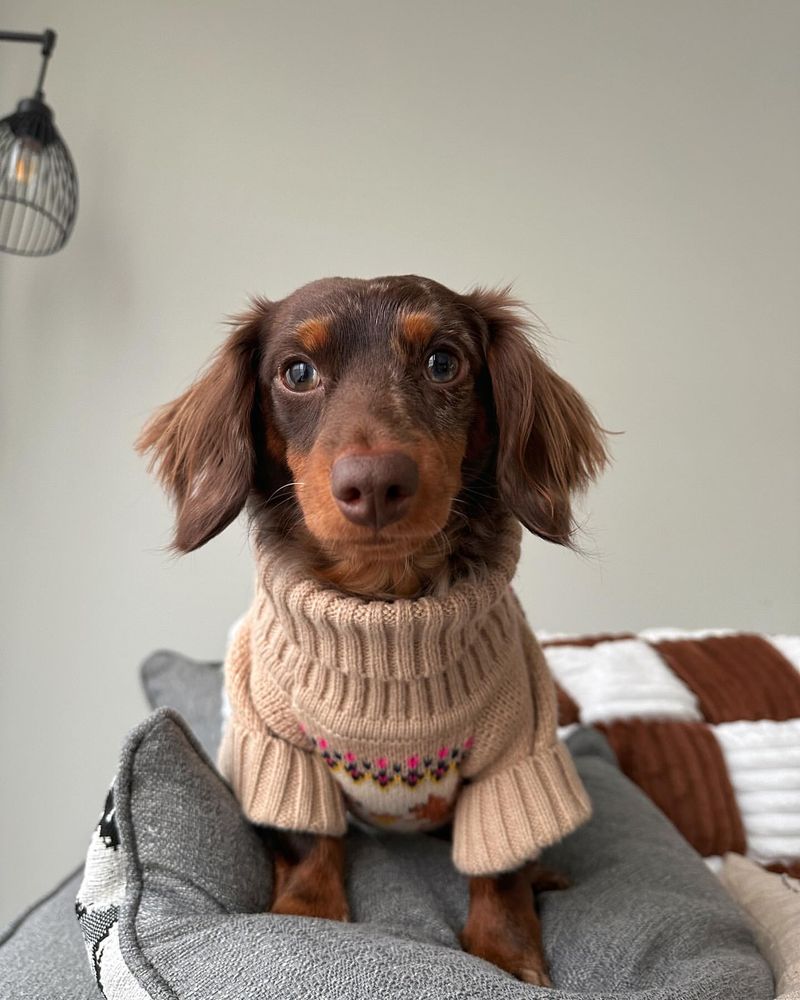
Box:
545, 628, 800, 875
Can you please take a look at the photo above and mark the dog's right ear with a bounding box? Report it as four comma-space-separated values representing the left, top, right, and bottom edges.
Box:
136, 300, 270, 552
462, 286, 608, 547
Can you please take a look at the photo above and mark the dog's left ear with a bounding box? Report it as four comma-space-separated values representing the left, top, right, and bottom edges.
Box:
136, 300, 270, 552
463, 287, 608, 546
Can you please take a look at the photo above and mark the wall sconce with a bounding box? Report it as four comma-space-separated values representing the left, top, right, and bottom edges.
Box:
0, 28, 78, 257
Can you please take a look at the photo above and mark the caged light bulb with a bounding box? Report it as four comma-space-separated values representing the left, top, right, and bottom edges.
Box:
7, 135, 43, 186
0, 29, 78, 254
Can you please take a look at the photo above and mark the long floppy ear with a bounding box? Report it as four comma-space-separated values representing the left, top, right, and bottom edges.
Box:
136, 300, 269, 552
464, 287, 608, 546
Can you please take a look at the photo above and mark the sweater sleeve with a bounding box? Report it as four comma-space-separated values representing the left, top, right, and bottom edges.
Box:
217, 615, 347, 836
452, 620, 591, 876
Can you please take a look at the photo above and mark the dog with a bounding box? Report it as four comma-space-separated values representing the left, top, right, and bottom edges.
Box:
137, 275, 607, 986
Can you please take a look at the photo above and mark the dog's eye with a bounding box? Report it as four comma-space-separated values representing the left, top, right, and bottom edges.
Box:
425, 350, 460, 384
282, 360, 320, 392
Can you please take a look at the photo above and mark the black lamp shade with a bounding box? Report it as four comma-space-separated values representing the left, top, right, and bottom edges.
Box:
0, 97, 78, 256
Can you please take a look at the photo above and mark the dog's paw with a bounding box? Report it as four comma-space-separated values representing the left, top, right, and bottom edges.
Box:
270, 889, 350, 922
516, 964, 553, 987
460, 929, 552, 988
527, 863, 571, 893
269, 853, 350, 922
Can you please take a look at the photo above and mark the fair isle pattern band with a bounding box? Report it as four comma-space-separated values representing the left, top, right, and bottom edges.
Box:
306, 731, 474, 787
304, 731, 475, 832
541, 629, 800, 875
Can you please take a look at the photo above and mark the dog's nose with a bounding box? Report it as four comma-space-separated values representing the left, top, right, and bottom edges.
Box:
331, 451, 419, 530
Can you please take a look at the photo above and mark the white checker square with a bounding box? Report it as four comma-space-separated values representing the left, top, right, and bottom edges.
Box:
767, 635, 800, 673
543, 638, 702, 725
713, 719, 800, 864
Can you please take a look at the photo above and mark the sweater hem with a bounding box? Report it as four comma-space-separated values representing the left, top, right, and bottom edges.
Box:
218, 722, 347, 837
451, 741, 591, 876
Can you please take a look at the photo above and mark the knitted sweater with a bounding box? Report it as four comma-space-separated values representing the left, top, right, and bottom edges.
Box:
218, 522, 591, 876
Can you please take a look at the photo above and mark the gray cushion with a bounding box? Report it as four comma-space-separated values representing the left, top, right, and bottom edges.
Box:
74, 707, 772, 999
140, 650, 223, 760
0, 868, 100, 999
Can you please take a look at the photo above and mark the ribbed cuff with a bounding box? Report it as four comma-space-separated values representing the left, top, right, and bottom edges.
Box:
218, 723, 347, 836
452, 741, 591, 876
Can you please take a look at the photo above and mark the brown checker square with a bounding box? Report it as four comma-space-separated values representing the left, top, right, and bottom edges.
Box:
652, 634, 800, 723
540, 632, 635, 649
598, 719, 746, 857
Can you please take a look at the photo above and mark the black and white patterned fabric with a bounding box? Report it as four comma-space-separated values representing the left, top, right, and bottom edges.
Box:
75, 787, 149, 999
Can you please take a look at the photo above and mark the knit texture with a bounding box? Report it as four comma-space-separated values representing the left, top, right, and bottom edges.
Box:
218, 521, 591, 876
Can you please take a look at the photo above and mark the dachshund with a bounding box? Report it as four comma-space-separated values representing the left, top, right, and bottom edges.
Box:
137, 275, 607, 986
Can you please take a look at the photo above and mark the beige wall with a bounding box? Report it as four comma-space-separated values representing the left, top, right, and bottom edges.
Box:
1, 0, 798, 924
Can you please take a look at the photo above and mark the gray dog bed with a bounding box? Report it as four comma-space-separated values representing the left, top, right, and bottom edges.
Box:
0, 651, 774, 999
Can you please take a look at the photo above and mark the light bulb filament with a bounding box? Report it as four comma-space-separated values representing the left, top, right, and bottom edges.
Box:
8, 137, 42, 186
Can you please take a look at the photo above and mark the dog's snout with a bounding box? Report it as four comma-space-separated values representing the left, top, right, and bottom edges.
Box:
331, 452, 419, 530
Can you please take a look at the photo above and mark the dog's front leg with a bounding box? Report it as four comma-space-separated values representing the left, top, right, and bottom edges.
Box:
270, 833, 349, 922
460, 863, 568, 987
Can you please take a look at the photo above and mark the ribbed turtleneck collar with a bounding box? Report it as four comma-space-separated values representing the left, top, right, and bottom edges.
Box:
251, 520, 522, 682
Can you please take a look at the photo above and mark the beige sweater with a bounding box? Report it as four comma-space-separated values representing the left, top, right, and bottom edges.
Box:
218, 522, 591, 876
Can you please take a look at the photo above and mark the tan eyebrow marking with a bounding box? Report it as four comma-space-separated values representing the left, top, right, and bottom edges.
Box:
399, 311, 437, 346
296, 316, 331, 353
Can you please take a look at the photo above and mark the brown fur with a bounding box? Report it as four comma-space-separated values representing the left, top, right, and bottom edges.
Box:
137, 277, 608, 584
462, 287, 607, 545
286, 431, 465, 598
135, 303, 266, 553
296, 315, 332, 354
459, 865, 569, 986
137, 275, 607, 984
270, 834, 349, 922
399, 309, 438, 346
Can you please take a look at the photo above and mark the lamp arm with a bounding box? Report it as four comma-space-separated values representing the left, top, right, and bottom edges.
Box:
0, 28, 57, 99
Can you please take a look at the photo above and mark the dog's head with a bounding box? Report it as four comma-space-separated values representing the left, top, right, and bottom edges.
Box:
137, 276, 607, 591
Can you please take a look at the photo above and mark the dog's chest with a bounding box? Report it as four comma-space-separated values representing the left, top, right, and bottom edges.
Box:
301, 725, 475, 832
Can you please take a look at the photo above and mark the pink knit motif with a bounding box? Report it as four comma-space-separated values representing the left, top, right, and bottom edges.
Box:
309, 734, 474, 789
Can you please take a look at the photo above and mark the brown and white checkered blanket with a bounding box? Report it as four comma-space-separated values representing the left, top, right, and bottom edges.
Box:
540, 628, 800, 876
